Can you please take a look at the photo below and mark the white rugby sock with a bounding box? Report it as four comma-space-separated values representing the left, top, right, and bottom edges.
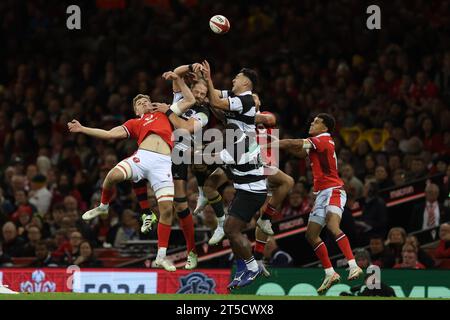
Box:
348, 259, 358, 269
198, 187, 205, 199
325, 267, 335, 276
245, 256, 259, 272
157, 247, 167, 259
217, 215, 225, 228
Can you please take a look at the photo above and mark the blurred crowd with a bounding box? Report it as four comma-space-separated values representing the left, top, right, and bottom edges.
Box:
0, 0, 450, 268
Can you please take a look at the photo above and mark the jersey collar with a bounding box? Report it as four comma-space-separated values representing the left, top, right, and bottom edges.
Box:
238, 90, 252, 96
315, 132, 331, 137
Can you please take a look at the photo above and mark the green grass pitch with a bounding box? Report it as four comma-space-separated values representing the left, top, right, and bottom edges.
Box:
0, 293, 444, 300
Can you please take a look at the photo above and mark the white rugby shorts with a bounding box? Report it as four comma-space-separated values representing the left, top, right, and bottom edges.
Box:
309, 187, 347, 227
120, 149, 174, 202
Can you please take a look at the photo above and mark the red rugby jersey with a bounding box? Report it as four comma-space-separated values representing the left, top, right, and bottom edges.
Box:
307, 133, 344, 192
122, 112, 173, 149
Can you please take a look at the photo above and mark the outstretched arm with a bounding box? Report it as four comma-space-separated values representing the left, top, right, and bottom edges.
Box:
255, 113, 276, 127
201, 60, 230, 110
67, 120, 127, 140
268, 138, 310, 158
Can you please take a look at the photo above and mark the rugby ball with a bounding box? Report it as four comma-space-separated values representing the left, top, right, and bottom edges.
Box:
209, 15, 230, 34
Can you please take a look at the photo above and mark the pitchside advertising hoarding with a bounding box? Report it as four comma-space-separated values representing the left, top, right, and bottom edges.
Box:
1, 268, 450, 297
236, 268, 450, 298
0, 268, 230, 294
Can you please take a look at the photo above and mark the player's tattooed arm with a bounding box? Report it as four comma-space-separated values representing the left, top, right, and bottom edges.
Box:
201, 60, 230, 110
67, 120, 127, 140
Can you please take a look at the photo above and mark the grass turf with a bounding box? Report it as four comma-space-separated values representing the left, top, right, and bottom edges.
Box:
0, 293, 445, 300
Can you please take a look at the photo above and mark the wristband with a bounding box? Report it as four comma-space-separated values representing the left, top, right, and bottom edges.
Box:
170, 102, 183, 116
165, 109, 174, 117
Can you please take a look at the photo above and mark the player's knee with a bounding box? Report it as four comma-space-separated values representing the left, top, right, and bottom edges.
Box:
305, 230, 319, 245
326, 223, 341, 237
105, 168, 124, 185
158, 201, 173, 219
174, 200, 187, 213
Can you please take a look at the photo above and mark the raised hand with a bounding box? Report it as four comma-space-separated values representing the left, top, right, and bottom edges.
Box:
191, 63, 203, 73
162, 71, 179, 81
68, 120, 83, 133
201, 60, 211, 81
150, 102, 170, 113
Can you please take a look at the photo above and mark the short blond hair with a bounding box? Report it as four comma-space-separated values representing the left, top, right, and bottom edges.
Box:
133, 94, 151, 107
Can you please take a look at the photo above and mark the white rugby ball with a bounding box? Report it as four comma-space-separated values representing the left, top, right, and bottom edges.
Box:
209, 15, 230, 34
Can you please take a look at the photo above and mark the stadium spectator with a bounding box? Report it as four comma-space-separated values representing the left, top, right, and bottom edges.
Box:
368, 235, 395, 268
22, 225, 42, 257
28, 241, 59, 267
354, 248, 371, 269
28, 174, 52, 216
355, 181, 388, 240
12, 190, 37, 216
73, 241, 103, 268
341, 164, 364, 199
47, 203, 66, 237
409, 184, 450, 235
405, 235, 435, 268
374, 166, 393, 190
1, 221, 25, 257
385, 227, 407, 264
12, 205, 33, 237
52, 230, 83, 266
435, 223, 450, 259
93, 213, 117, 247
52, 174, 85, 210
393, 244, 426, 269
113, 210, 141, 248
280, 189, 311, 218
406, 157, 428, 181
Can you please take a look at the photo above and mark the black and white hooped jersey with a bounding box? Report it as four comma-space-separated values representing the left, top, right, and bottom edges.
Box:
221, 90, 256, 134
219, 133, 267, 194
172, 92, 210, 152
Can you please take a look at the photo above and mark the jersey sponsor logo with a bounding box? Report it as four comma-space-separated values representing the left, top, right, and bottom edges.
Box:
143, 114, 156, 126
176, 272, 216, 294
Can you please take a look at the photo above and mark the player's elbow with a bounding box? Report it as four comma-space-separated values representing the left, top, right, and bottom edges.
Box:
213, 100, 228, 110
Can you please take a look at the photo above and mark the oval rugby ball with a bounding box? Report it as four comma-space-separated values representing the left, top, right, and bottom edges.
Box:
209, 15, 230, 34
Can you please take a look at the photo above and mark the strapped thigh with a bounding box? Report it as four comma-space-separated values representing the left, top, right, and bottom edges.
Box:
115, 161, 133, 180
